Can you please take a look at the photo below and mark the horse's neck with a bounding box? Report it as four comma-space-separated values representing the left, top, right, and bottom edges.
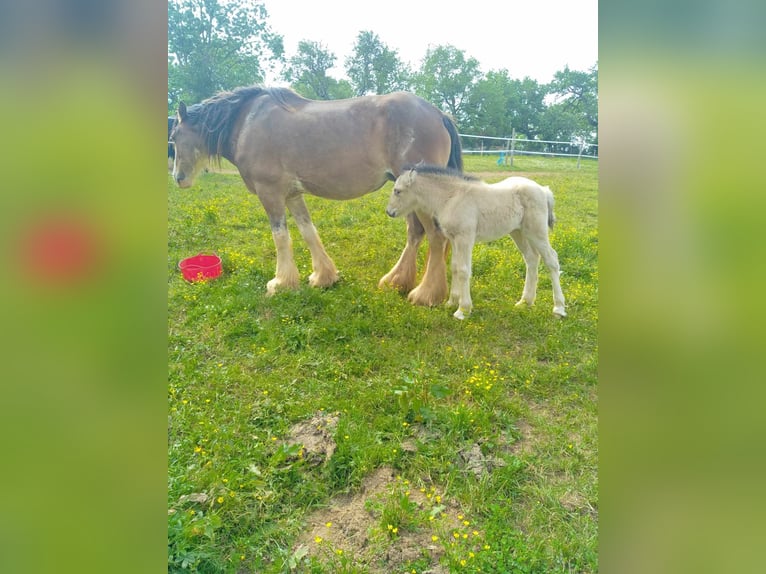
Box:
416, 178, 456, 215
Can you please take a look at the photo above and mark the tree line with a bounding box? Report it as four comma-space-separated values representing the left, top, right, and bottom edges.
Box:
168, 0, 597, 146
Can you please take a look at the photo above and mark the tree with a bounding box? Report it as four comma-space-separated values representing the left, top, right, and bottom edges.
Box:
345, 31, 411, 96
505, 77, 547, 139
538, 103, 586, 143
547, 63, 598, 132
168, 0, 283, 112
464, 70, 515, 137
414, 45, 482, 125
283, 40, 353, 100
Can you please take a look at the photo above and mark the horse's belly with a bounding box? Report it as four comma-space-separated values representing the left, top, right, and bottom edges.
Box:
295, 172, 389, 200
475, 213, 519, 242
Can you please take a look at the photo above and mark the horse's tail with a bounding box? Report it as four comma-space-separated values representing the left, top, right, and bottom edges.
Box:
442, 114, 464, 172
545, 186, 556, 229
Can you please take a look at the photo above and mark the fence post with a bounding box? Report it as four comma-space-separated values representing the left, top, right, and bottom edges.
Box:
509, 128, 516, 167
577, 142, 585, 169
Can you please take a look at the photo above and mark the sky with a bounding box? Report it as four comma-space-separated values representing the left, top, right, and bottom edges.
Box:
261, 0, 598, 85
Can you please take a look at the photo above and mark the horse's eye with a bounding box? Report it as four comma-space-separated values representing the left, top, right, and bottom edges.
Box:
394, 189, 400, 196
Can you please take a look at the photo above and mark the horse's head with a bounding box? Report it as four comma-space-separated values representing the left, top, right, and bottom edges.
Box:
385, 168, 418, 218
170, 102, 209, 188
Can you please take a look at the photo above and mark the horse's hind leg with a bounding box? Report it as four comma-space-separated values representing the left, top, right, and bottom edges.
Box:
378, 212, 423, 294
286, 194, 339, 288
527, 234, 567, 317
407, 213, 449, 306
510, 230, 540, 309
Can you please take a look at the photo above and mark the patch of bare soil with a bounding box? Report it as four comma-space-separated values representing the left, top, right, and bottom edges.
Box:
293, 466, 456, 572
285, 411, 339, 466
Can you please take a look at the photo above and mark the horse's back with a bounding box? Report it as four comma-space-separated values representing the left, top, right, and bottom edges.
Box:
234, 91, 453, 194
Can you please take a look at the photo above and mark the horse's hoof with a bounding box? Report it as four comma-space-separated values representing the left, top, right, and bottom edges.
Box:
266, 276, 298, 295
378, 273, 415, 294
515, 299, 534, 308
408, 284, 448, 307
453, 308, 468, 320
553, 307, 567, 318
309, 271, 339, 288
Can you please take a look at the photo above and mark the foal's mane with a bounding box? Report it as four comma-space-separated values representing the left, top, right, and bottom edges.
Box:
403, 163, 479, 182
184, 86, 307, 160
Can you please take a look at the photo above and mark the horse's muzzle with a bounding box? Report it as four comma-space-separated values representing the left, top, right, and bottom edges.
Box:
175, 172, 191, 188
386, 208, 396, 217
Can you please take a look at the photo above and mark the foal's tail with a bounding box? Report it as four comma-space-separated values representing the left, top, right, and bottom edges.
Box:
545, 186, 556, 229
442, 114, 464, 172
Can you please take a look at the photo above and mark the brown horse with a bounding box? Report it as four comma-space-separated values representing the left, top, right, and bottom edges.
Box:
170, 86, 462, 305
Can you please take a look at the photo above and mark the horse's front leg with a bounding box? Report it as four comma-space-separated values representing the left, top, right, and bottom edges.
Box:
450, 237, 474, 320
286, 194, 339, 288
379, 212, 423, 294
446, 239, 461, 308
264, 212, 300, 295
407, 213, 449, 307
253, 187, 300, 295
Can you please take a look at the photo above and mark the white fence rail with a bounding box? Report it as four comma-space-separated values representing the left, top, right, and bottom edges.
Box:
459, 133, 598, 168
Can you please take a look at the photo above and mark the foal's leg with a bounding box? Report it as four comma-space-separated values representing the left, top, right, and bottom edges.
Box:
285, 194, 339, 288
450, 236, 474, 320
527, 235, 567, 317
510, 230, 541, 308
447, 239, 461, 308
378, 212, 423, 294
407, 213, 449, 306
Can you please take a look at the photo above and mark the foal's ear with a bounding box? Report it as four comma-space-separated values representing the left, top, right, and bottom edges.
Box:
178, 101, 188, 121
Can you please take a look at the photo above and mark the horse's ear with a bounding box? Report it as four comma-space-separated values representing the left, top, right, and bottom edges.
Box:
178, 101, 188, 121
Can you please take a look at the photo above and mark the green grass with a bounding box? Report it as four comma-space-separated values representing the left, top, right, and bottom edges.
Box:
168, 155, 598, 573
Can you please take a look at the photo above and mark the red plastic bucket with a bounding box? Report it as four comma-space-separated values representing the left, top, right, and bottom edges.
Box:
179, 253, 222, 282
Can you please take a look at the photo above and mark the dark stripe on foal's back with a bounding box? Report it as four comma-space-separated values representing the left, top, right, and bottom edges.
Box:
402, 163, 479, 181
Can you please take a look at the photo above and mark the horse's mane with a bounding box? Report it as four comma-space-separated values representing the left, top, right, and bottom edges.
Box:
403, 163, 479, 182
184, 86, 307, 160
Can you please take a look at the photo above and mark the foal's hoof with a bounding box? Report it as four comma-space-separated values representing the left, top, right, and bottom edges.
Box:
553, 307, 567, 318
453, 308, 470, 320
514, 299, 534, 308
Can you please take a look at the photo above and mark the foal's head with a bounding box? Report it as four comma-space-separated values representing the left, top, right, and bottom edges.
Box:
385, 168, 420, 218
170, 102, 209, 188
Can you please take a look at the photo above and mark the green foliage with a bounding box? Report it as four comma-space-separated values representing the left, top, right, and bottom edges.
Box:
414, 45, 483, 124
167, 0, 284, 111
168, 154, 597, 573
548, 63, 599, 132
283, 40, 354, 100
345, 31, 412, 95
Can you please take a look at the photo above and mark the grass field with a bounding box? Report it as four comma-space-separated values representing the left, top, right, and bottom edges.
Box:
168, 155, 598, 573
